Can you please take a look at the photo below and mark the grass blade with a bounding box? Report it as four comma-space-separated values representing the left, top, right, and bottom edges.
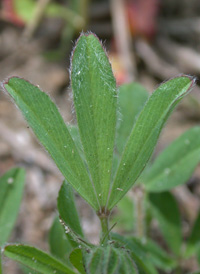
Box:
108, 76, 195, 210
3, 77, 98, 210
71, 33, 117, 207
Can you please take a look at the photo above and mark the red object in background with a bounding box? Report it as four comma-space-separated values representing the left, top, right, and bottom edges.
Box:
126, 0, 159, 39
2, 0, 25, 26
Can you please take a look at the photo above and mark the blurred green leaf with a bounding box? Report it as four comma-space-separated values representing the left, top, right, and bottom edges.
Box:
57, 180, 84, 243
142, 127, 200, 192
112, 195, 135, 232
4, 245, 76, 274
49, 216, 72, 264
14, 0, 35, 22
111, 233, 158, 274
149, 191, 182, 255
0, 168, 25, 245
71, 33, 117, 207
108, 76, 195, 210
185, 211, 200, 257
69, 248, 86, 274
3, 77, 98, 210
197, 243, 200, 266
136, 238, 176, 271
116, 82, 149, 155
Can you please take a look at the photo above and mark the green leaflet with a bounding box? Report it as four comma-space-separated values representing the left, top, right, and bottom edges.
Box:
3, 77, 99, 210
69, 248, 86, 274
116, 82, 149, 155
4, 245, 76, 274
0, 168, 25, 246
49, 216, 72, 265
142, 127, 200, 192
57, 181, 84, 247
149, 192, 182, 255
71, 33, 117, 207
108, 76, 195, 210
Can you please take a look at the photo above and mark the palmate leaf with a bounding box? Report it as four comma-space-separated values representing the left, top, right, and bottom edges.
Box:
4, 245, 76, 274
3, 77, 99, 210
0, 167, 25, 246
71, 33, 117, 207
142, 126, 200, 192
107, 76, 195, 210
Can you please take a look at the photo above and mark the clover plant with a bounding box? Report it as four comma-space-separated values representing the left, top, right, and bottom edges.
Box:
1, 32, 200, 273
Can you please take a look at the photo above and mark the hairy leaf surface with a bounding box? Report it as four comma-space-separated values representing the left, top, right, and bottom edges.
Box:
108, 76, 195, 210
71, 33, 117, 207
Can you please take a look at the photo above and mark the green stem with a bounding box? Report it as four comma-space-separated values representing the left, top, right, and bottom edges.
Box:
135, 186, 145, 238
100, 216, 110, 245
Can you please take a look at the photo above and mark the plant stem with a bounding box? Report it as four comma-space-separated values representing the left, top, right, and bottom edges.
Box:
134, 186, 145, 238
99, 215, 110, 245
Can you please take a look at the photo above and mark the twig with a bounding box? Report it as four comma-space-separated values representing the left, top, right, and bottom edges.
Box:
110, 0, 136, 81
135, 38, 179, 79
156, 37, 200, 74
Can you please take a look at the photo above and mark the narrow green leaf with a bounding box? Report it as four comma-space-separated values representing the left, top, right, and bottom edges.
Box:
4, 245, 76, 274
0, 167, 25, 245
71, 33, 117, 207
142, 127, 200, 192
186, 211, 200, 257
149, 192, 182, 255
116, 82, 149, 155
57, 181, 84, 239
115, 249, 137, 274
102, 246, 119, 274
49, 216, 72, 264
85, 247, 104, 273
20, 264, 37, 274
108, 76, 195, 210
3, 77, 98, 210
69, 248, 86, 274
